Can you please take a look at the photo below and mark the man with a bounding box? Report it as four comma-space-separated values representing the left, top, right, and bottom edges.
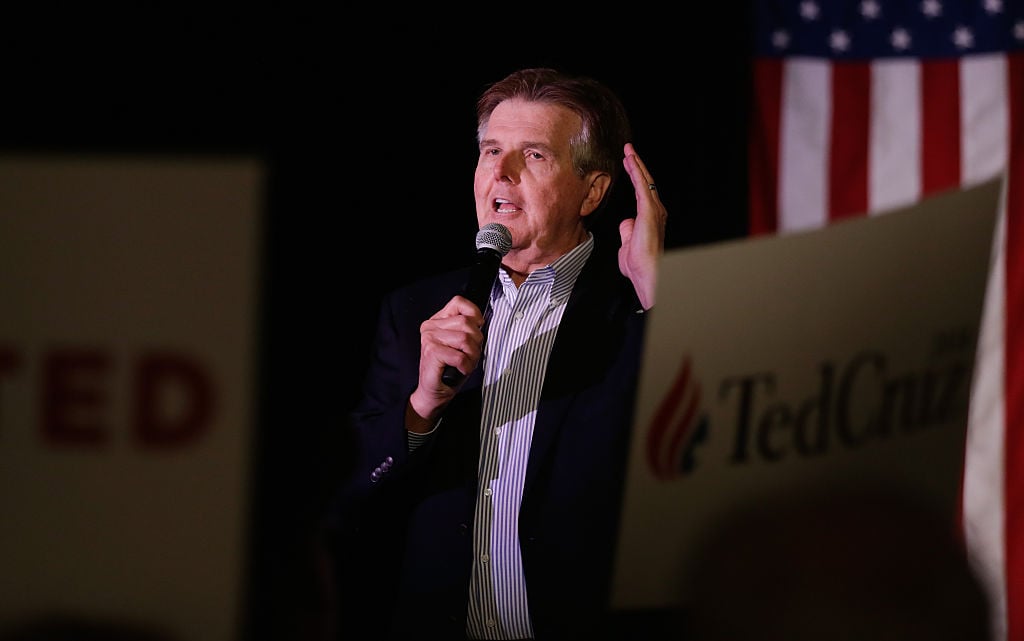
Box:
333, 67, 667, 640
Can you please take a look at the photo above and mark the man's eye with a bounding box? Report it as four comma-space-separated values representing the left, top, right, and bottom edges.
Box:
483, 148, 500, 156
527, 152, 544, 160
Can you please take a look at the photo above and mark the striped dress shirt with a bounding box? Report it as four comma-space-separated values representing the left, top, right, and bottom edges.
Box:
465, 235, 594, 640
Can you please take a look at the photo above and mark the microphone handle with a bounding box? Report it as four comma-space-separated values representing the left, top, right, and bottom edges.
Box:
441, 364, 466, 387
441, 248, 502, 387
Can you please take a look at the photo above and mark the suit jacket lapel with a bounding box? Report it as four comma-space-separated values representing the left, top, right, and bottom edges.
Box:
521, 248, 636, 496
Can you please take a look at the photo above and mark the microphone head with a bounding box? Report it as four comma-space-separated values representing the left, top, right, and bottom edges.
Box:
476, 222, 513, 256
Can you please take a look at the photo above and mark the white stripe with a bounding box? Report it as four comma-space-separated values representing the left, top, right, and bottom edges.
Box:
961, 53, 1008, 186
961, 53, 1010, 641
964, 180, 1008, 641
870, 59, 922, 213
779, 58, 831, 232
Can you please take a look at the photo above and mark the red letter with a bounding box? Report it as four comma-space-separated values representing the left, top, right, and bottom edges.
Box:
0, 344, 23, 435
133, 352, 215, 448
42, 348, 111, 446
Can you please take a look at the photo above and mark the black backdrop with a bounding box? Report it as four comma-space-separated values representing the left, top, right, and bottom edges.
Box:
3, 12, 753, 639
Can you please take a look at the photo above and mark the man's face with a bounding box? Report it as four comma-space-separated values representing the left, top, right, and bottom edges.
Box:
474, 99, 597, 270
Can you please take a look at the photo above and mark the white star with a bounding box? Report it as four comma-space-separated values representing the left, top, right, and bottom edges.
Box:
772, 29, 791, 49
800, 0, 820, 20
861, 0, 881, 19
891, 27, 912, 51
921, 0, 942, 17
952, 25, 974, 49
830, 29, 851, 52
983, 0, 1002, 14
1015, 20, 1024, 41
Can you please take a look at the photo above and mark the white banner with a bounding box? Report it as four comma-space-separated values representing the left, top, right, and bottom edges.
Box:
0, 155, 263, 641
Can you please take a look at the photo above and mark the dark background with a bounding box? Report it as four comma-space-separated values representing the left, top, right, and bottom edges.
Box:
3, 11, 753, 639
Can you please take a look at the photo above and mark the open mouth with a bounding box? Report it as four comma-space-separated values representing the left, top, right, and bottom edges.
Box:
494, 198, 520, 214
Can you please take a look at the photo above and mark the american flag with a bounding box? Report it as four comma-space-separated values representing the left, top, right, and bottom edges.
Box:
749, 1, 1024, 639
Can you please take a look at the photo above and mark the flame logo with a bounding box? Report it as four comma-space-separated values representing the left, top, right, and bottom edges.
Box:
645, 355, 706, 480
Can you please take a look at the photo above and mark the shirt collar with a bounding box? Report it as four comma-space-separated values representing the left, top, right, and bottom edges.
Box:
494, 232, 594, 306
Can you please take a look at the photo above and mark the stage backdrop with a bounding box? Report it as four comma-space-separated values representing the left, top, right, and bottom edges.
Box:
0, 155, 262, 641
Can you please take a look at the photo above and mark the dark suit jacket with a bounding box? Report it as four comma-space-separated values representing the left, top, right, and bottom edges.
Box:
332, 238, 649, 641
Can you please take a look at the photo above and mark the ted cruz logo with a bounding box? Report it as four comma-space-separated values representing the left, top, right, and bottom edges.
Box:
645, 355, 709, 480
644, 329, 974, 482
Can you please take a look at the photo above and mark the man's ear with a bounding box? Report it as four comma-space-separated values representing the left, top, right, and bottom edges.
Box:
580, 172, 612, 218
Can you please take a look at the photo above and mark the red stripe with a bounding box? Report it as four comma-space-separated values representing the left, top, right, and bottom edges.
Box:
921, 59, 962, 197
1004, 49, 1024, 641
749, 59, 782, 236
828, 61, 871, 221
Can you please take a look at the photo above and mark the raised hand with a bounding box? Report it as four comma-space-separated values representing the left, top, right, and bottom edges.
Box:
618, 142, 667, 310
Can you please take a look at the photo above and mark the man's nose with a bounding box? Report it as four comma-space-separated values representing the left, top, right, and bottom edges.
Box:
492, 155, 520, 185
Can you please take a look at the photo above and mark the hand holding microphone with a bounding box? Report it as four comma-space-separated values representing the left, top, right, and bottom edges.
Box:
441, 223, 512, 387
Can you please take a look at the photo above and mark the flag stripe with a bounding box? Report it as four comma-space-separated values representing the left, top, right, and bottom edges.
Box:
749, 58, 783, 235
921, 59, 962, 198
962, 54, 1009, 185
780, 58, 830, 231
829, 62, 870, 220
1005, 49, 1024, 641
870, 59, 921, 213
965, 183, 1007, 641
961, 50, 1014, 641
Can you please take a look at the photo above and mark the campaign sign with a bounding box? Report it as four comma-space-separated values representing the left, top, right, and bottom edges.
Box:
0, 155, 262, 641
611, 177, 1001, 609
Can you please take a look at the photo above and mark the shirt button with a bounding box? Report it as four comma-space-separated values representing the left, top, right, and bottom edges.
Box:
484, 488, 493, 497
514, 311, 524, 320
494, 427, 501, 436
481, 554, 490, 563
486, 619, 496, 628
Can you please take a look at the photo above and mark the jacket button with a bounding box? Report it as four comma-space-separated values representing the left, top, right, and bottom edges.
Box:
458, 523, 469, 536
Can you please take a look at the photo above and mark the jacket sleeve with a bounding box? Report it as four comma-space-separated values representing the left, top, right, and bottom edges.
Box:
348, 288, 422, 499
344, 271, 476, 505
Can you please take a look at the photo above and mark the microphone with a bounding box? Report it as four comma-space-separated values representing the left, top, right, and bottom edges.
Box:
441, 222, 513, 387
